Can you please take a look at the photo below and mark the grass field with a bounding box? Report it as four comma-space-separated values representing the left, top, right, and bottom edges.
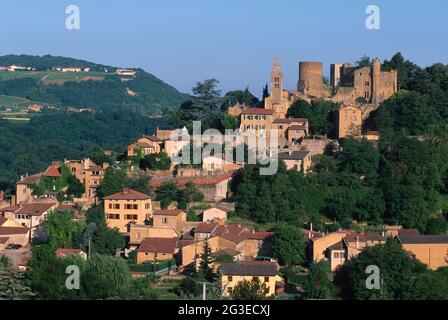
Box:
0, 70, 110, 85
0, 94, 30, 106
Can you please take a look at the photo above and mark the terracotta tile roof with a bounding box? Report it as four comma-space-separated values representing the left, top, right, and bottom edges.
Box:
0, 226, 30, 236
241, 231, 274, 240
150, 171, 234, 188
397, 235, 448, 244
0, 204, 20, 213
103, 189, 151, 200
206, 205, 231, 213
55, 248, 83, 257
398, 229, 420, 236
221, 261, 277, 276
241, 108, 274, 115
215, 224, 247, 243
43, 166, 61, 177
17, 173, 41, 185
277, 150, 310, 161
15, 202, 56, 216
211, 248, 241, 258
344, 232, 387, 243
138, 237, 178, 254
272, 118, 308, 124
0, 237, 9, 244
196, 222, 219, 233
153, 209, 184, 216
327, 241, 345, 251
142, 135, 162, 142
178, 239, 195, 248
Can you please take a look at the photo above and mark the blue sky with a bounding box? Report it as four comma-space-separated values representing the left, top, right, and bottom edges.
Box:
0, 0, 447, 95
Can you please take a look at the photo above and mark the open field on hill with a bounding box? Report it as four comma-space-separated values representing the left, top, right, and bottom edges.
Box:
0, 70, 111, 85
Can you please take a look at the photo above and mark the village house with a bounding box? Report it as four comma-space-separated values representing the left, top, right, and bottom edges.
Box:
104, 188, 153, 233
65, 158, 108, 200
202, 155, 243, 175
150, 171, 233, 202
127, 135, 163, 158
0, 202, 57, 233
152, 209, 187, 236
220, 261, 282, 297
202, 205, 229, 223
136, 237, 178, 264
180, 223, 274, 269
16, 173, 43, 204
129, 224, 178, 249
239, 108, 275, 138
397, 235, 448, 270
277, 150, 312, 173
0, 217, 30, 247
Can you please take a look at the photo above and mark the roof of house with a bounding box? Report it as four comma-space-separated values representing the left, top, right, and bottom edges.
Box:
140, 135, 162, 142
0, 237, 9, 244
397, 229, 420, 236
344, 232, 387, 243
196, 222, 219, 233
205, 205, 231, 213
0, 226, 30, 236
138, 237, 178, 254
43, 166, 61, 178
14, 203, 56, 216
135, 142, 156, 149
277, 150, 311, 161
272, 118, 308, 124
17, 173, 41, 185
103, 189, 151, 200
397, 235, 448, 244
327, 241, 345, 251
221, 261, 277, 276
241, 231, 274, 241
0, 216, 6, 226
0, 204, 21, 213
55, 248, 84, 257
241, 108, 274, 116
153, 209, 184, 216
150, 171, 234, 188
211, 248, 241, 258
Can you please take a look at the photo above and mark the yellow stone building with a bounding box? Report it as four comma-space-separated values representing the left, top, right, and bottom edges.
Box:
336, 104, 362, 138
104, 188, 153, 233
220, 261, 282, 297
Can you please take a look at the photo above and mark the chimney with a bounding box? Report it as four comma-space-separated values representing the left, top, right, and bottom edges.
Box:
355, 236, 360, 249
310, 222, 313, 232
289, 149, 292, 156
122, 187, 129, 194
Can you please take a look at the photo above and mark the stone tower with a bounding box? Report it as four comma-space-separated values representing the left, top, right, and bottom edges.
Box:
271, 56, 283, 102
371, 58, 381, 105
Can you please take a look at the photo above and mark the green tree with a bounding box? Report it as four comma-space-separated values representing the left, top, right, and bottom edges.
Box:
334, 239, 427, 300
199, 239, 214, 281
272, 223, 306, 266
42, 210, 85, 248
84, 254, 132, 299
231, 278, 270, 300
85, 146, 111, 165
66, 174, 85, 198
178, 277, 201, 298
0, 264, 35, 300
140, 152, 171, 171
303, 261, 338, 299
155, 182, 178, 209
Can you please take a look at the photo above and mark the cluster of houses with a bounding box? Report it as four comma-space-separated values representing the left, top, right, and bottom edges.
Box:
0, 56, 447, 299
308, 227, 448, 271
